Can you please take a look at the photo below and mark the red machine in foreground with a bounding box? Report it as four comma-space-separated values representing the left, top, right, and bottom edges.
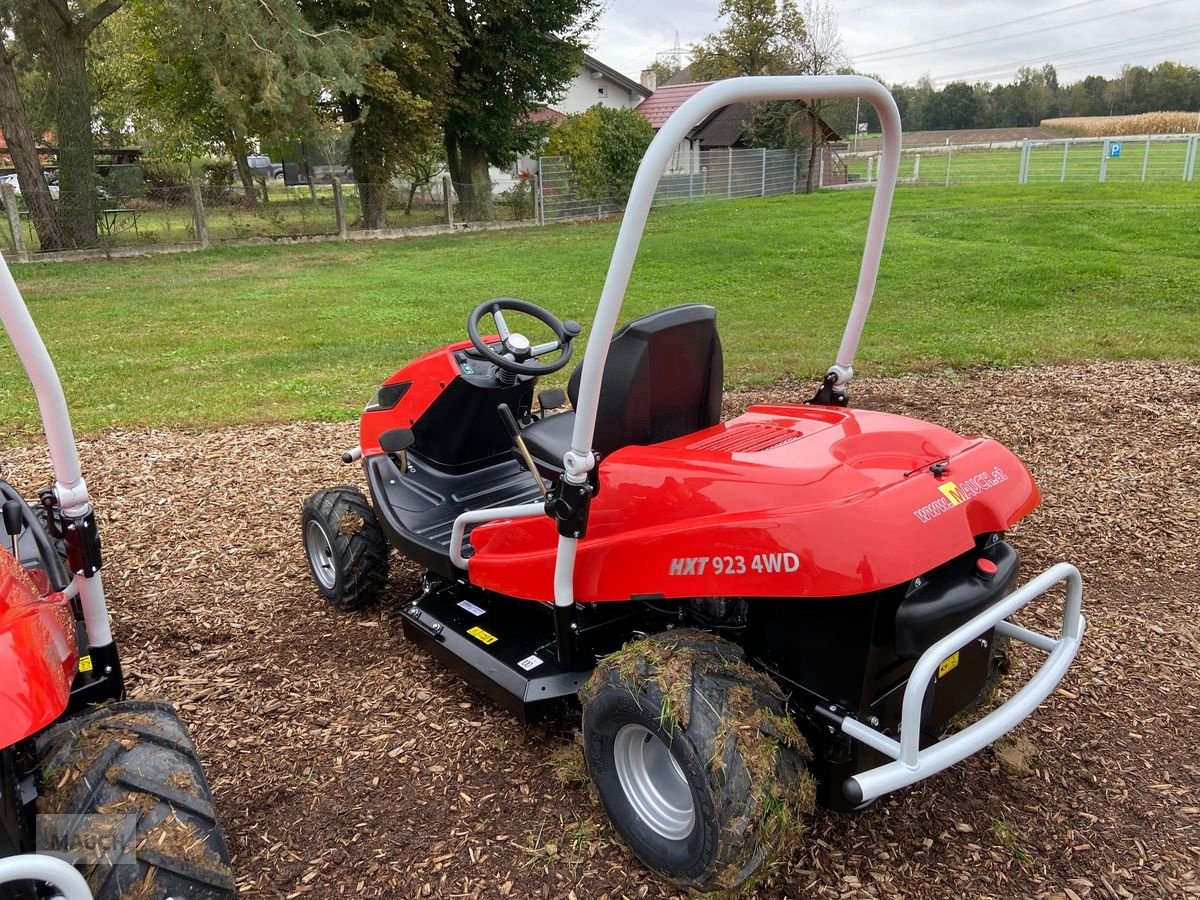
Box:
303, 76, 1085, 892
0, 255, 234, 899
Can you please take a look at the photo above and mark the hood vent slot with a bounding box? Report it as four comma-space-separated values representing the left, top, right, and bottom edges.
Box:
687, 424, 800, 453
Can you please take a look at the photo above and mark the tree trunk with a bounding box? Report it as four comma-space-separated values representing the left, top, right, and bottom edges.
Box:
346, 102, 390, 230
445, 132, 494, 221
228, 133, 259, 208
39, 5, 97, 247
404, 181, 418, 215
0, 38, 63, 250
805, 104, 820, 195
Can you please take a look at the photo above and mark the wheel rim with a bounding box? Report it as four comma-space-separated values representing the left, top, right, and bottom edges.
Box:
613, 724, 695, 840
305, 519, 338, 591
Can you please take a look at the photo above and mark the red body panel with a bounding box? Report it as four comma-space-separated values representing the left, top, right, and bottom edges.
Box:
0, 549, 77, 748
468, 405, 1040, 601
359, 340, 478, 457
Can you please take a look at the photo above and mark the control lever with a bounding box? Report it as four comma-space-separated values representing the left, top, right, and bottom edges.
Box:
498, 404, 548, 499
379, 428, 415, 474
3, 500, 24, 559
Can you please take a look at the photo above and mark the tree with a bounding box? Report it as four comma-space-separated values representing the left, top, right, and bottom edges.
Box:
692, 0, 844, 192
924, 81, 978, 130
792, 1, 846, 192
306, 0, 456, 228
646, 58, 680, 86
116, 0, 362, 207
442, 0, 599, 221
396, 131, 444, 215
690, 0, 806, 81
545, 104, 653, 206
0, 32, 62, 249
7, 0, 128, 248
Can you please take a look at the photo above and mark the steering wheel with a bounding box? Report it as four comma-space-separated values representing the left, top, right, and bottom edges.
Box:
467, 298, 581, 376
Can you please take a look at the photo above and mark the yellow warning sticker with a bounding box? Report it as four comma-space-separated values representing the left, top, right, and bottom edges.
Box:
938, 651, 960, 678
78, 655, 93, 673
467, 626, 498, 645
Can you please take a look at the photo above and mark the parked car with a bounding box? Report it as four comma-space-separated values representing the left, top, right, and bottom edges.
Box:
246, 154, 284, 180
0, 171, 60, 206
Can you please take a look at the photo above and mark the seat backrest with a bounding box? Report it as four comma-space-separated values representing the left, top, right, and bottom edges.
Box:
566, 304, 723, 457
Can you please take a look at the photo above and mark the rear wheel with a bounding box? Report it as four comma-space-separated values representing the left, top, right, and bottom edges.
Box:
35, 700, 235, 900
580, 629, 815, 893
301, 486, 389, 610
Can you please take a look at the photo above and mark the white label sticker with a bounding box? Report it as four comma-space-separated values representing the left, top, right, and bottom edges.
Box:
517, 654, 544, 671
457, 599, 486, 617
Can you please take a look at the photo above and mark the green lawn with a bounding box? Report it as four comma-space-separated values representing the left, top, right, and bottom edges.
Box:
2, 182, 1198, 435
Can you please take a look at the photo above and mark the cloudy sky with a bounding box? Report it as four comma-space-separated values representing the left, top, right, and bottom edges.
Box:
590, 0, 1200, 87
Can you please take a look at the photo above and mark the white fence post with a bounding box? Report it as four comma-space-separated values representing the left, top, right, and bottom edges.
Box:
536, 166, 544, 226
1017, 141, 1028, 184
1185, 136, 1197, 181
1060, 141, 1069, 182
760, 148, 767, 197
1099, 140, 1109, 183
912, 153, 920, 183
728, 147, 734, 198
818, 149, 825, 189
867, 156, 874, 183
792, 149, 799, 193
945, 146, 952, 186
1141, 135, 1150, 182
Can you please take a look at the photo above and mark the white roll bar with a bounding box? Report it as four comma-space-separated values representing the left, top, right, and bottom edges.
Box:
554, 75, 903, 607
0, 250, 113, 646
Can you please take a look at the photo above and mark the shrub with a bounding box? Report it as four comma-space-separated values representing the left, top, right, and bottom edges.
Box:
545, 104, 653, 206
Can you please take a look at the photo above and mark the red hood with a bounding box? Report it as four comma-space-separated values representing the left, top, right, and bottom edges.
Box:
469, 404, 1040, 602
0, 550, 77, 747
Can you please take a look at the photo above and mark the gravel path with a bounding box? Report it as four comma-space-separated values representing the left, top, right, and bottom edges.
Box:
5, 361, 1197, 899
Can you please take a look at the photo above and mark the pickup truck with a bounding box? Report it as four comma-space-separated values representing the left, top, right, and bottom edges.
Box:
246, 154, 284, 180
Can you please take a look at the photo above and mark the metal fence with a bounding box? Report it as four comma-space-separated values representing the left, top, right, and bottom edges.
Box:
845, 134, 1200, 188
0, 174, 541, 260
537, 148, 812, 224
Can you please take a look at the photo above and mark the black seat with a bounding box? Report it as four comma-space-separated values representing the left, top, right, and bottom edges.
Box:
521, 304, 723, 469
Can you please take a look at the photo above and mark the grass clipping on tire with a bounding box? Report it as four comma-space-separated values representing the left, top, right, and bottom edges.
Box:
585, 629, 817, 889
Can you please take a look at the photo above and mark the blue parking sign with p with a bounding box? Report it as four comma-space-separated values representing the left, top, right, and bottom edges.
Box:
1110, 143, 1121, 158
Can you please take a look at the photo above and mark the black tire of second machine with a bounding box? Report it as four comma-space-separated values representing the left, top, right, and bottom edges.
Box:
35, 699, 236, 900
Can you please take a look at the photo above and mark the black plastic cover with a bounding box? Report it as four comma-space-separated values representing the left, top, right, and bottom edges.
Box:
894, 540, 1019, 659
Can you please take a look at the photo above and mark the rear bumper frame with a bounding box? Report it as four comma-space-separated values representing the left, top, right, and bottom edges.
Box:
842, 562, 1085, 805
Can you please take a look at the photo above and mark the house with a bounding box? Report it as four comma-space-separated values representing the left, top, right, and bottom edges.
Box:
634, 81, 847, 185
503, 54, 653, 187
559, 54, 653, 114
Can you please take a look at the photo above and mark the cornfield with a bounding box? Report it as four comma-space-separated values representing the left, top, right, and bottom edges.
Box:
1042, 111, 1200, 136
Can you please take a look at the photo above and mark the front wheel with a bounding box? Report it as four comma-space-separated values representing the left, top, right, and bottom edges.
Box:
301, 486, 389, 610
581, 630, 815, 893
35, 700, 235, 899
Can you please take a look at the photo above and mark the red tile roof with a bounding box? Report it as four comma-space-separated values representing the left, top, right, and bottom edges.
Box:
528, 106, 567, 126
635, 82, 717, 129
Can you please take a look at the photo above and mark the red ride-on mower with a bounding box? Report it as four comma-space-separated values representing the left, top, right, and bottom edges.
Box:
0, 257, 235, 900
302, 76, 1086, 892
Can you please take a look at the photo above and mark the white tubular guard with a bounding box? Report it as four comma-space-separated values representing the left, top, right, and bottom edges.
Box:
0, 854, 93, 900
843, 562, 1086, 805
448, 503, 546, 570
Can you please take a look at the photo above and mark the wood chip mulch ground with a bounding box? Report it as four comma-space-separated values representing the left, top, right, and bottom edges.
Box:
4, 361, 1198, 899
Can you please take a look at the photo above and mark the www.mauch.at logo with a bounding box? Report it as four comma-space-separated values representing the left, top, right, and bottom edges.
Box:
913, 467, 1009, 523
